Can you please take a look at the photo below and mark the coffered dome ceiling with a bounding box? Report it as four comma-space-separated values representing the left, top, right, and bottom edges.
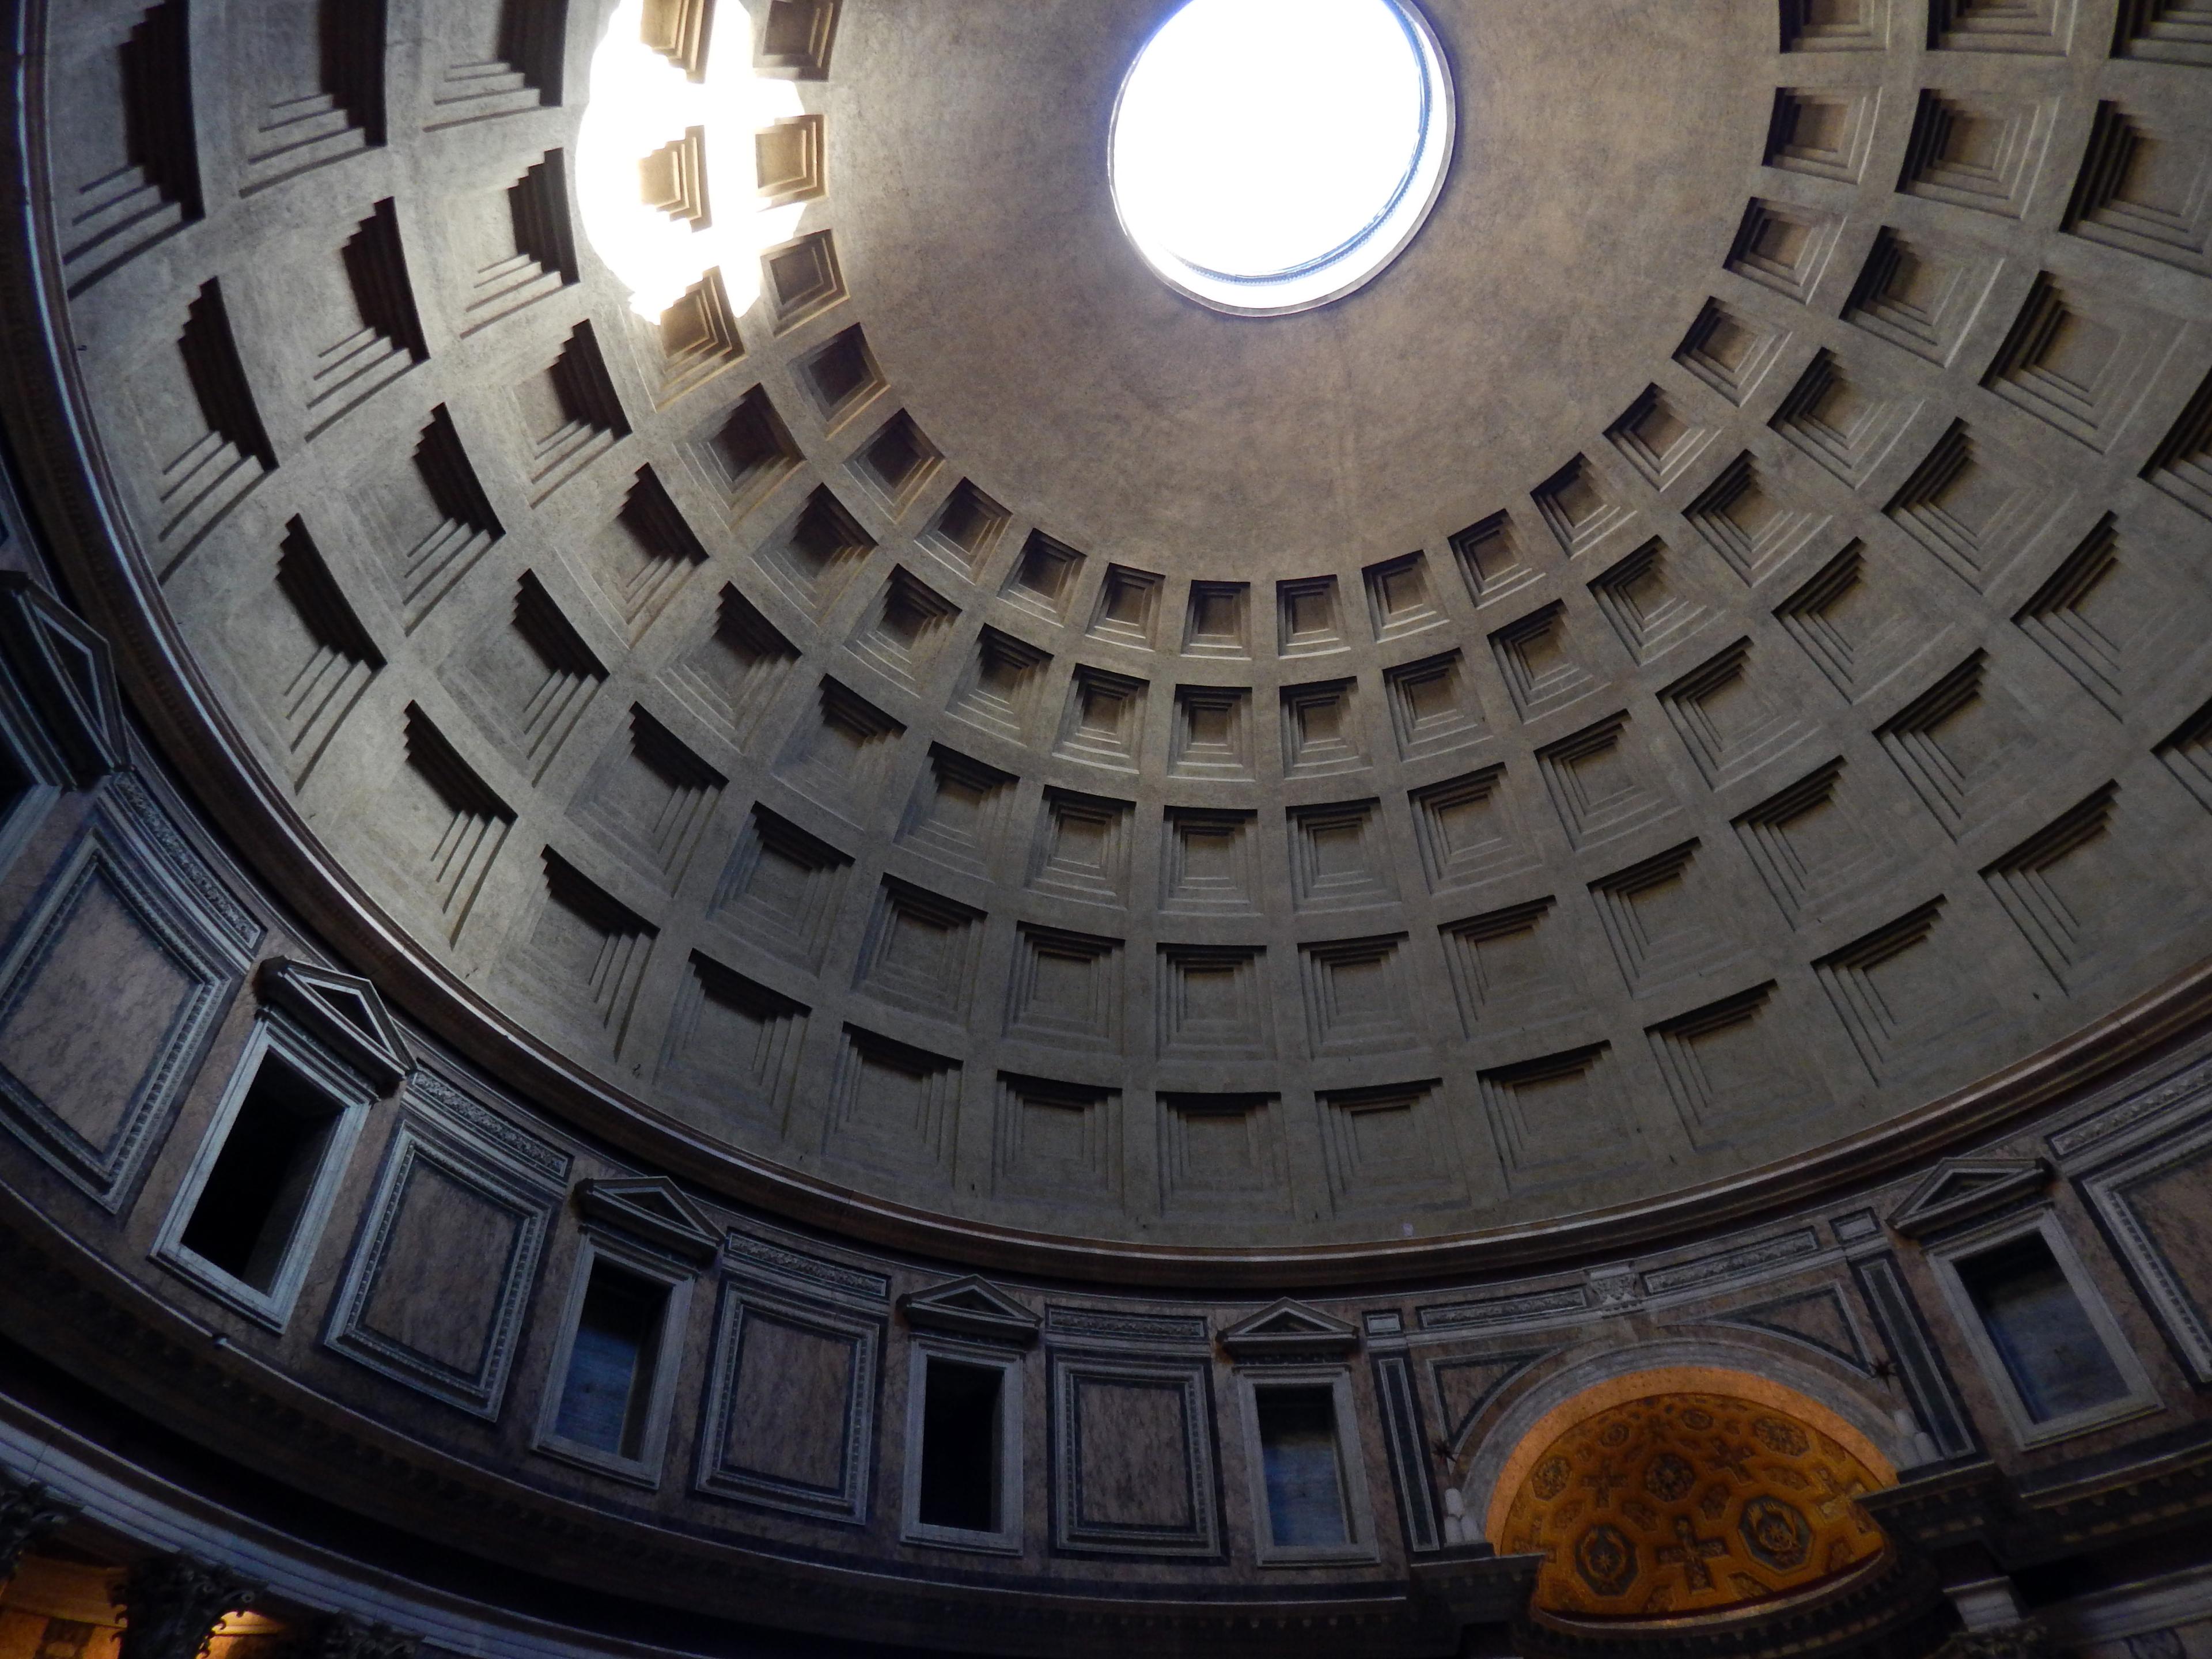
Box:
44, 0, 2212, 1270
846, 0, 1765, 563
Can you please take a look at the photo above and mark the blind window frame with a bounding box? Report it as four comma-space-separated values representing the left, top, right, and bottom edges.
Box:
1929, 1206, 2160, 1450
1233, 1363, 1379, 1567
532, 1227, 697, 1487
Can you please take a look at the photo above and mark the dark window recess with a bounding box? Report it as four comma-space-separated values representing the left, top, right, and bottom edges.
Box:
1956, 1233, 2130, 1423
552, 1262, 668, 1459
177, 1055, 341, 1292
0, 743, 33, 829
1257, 1387, 1349, 1548
917, 1358, 1001, 1532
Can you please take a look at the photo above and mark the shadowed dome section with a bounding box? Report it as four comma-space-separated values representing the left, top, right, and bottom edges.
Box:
1108, 0, 1454, 314
1499, 1392, 1887, 1620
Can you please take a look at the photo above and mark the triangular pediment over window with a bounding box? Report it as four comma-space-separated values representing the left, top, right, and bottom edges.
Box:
1219, 1298, 1359, 1359
899, 1275, 1041, 1345
575, 1177, 721, 1264
256, 957, 414, 1092
1887, 1157, 2051, 1240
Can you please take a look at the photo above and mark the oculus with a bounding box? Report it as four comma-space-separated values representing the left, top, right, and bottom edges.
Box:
1109, 0, 1455, 315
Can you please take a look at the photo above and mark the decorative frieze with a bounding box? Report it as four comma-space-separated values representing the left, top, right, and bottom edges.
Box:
1641, 1229, 1823, 1296
1418, 1286, 1588, 1331
722, 1229, 889, 1305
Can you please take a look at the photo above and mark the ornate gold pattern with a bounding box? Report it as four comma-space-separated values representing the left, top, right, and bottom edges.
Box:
1502, 1392, 1885, 1618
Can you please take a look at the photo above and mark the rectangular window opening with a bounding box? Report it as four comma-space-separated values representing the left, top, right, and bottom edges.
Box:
917, 1357, 1001, 1533
0, 743, 34, 826
1956, 1232, 2130, 1424
553, 1260, 669, 1460
1256, 1385, 1349, 1549
177, 1055, 342, 1293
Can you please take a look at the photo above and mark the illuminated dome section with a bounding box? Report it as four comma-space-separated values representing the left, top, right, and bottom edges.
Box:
576, 0, 810, 319
44, 0, 2212, 1267
1110, 0, 1454, 314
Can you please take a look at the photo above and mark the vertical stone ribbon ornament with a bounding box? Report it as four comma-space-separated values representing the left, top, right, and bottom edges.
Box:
115, 1555, 259, 1659
0, 1474, 76, 1580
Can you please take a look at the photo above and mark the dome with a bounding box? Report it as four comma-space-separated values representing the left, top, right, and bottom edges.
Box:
46, 0, 2212, 1274
0, 0, 2208, 1655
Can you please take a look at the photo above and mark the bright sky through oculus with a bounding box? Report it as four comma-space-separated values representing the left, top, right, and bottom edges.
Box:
1111, 0, 1453, 315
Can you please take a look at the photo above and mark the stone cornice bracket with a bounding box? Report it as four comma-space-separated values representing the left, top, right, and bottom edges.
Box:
1886, 1158, 2055, 1241
0, 1472, 76, 1579
1928, 1622, 2052, 1659
0, 571, 126, 784
897, 1276, 1041, 1346
1217, 1298, 1361, 1361
1407, 1548, 1543, 1650
276, 1613, 422, 1659
115, 1554, 259, 1659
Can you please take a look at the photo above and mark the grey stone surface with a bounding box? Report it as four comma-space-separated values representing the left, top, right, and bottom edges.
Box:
69, 0, 2194, 1249
2, 3, 2212, 1642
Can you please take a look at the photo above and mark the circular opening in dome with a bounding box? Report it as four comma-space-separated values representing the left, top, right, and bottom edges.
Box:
1109, 0, 1454, 316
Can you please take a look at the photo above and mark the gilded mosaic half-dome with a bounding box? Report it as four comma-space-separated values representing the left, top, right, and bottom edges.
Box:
1501, 1392, 1888, 1619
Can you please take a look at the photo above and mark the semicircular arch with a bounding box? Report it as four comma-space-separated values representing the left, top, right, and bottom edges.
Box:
1481, 1368, 1899, 1620
1461, 1344, 1908, 1545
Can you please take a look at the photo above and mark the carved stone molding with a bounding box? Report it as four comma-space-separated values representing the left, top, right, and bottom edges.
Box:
276, 1613, 421, 1659
254, 959, 414, 1094
0, 1472, 74, 1578
574, 1175, 719, 1264
897, 1275, 1040, 1346
115, 1555, 258, 1659
1886, 1160, 2053, 1241
1928, 1623, 2051, 1659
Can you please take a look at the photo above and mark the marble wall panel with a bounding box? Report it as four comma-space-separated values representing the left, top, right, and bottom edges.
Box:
0, 800, 251, 1207
694, 1281, 880, 1524
324, 1080, 563, 1417
1049, 1350, 1219, 1558
2081, 1112, 2212, 1385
